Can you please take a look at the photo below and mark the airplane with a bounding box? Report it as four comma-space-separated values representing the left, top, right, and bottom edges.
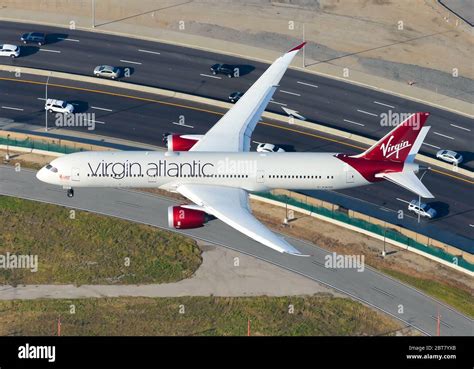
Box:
36, 42, 433, 256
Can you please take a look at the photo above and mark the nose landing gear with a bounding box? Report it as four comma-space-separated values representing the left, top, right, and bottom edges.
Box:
66, 188, 74, 198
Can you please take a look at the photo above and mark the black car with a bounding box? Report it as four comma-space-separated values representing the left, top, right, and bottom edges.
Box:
228, 91, 244, 103
210, 63, 237, 78
20, 32, 46, 46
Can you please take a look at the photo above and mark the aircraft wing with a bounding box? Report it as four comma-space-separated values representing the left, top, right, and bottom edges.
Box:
376, 171, 434, 198
176, 184, 308, 256
190, 42, 306, 152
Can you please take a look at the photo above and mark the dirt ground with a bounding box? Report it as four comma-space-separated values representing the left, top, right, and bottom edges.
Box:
3, 0, 472, 102
2, 148, 472, 297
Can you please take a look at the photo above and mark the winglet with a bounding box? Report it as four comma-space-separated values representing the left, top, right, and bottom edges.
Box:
288, 41, 306, 52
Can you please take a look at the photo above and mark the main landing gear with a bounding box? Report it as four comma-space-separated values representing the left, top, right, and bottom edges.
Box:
66, 188, 74, 198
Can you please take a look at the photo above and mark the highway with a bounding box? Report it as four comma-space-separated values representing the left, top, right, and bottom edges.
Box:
0, 20, 473, 170
0, 166, 472, 336
0, 74, 472, 251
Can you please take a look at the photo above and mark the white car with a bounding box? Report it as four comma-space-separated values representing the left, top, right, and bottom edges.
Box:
436, 149, 463, 165
45, 99, 74, 114
256, 143, 285, 153
0, 44, 20, 58
408, 200, 437, 219
93, 65, 121, 79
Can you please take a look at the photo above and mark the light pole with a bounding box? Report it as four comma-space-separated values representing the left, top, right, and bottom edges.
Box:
45, 72, 51, 131
382, 223, 387, 258
92, 0, 95, 28
302, 23, 305, 68
417, 169, 429, 224
5, 133, 10, 161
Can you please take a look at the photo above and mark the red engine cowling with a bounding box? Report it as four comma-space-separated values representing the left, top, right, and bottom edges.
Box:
164, 134, 203, 151
168, 205, 208, 229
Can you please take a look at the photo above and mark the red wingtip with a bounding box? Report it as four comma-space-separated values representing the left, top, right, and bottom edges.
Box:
288, 41, 306, 52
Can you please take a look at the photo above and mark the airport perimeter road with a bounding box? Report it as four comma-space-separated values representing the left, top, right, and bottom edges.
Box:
0, 166, 472, 336
0, 21, 473, 169
0, 75, 472, 249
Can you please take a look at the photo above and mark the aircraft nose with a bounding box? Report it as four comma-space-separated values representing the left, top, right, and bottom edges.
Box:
36, 167, 48, 183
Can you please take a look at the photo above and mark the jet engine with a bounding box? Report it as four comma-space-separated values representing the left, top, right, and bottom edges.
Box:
162, 134, 204, 151
167, 205, 210, 229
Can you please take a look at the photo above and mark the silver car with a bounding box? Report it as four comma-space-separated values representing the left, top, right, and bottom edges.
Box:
408, 200, 437, 219
93, 65, 121, 79
436, 149, 463, 165
0, 44, 20, 58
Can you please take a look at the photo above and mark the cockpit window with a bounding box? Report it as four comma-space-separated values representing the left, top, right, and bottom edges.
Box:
45, 164, 58, 173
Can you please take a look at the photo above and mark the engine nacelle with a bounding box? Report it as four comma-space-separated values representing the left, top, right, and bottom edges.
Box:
163, 134, 204, 151
168, 205, 209, 229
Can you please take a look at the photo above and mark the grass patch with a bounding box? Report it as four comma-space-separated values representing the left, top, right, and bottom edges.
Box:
382, 268, 474, 318
0, 196, 202, 285
0, 294, 406, 336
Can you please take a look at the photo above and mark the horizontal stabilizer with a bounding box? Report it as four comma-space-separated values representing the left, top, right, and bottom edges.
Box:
375, 171, 434, 198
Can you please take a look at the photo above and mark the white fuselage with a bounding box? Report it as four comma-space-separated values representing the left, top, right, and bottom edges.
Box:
38, 151, 370, 192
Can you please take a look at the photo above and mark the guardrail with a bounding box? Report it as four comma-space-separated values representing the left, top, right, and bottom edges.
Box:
252, 190, 474, 276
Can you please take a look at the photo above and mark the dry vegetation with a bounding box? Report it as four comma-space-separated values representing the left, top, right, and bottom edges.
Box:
0, 295, 413, 336
0, 196, 202, 285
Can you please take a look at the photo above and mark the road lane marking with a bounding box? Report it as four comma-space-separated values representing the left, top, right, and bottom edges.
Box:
371, 286, 395, 298
434, 131, 454, 140
120, 59, 142, 65
344, 119, 365, 126
138, 49, 161, 55
39, 48, 61, 53
422, 142, 441, 149
1, 106, 24, 111
3, 76, 471, 186
91, 106, 113, 112
57, 37, 79, 42
396, 198, 410, 204
373, 101, 395, 108
430, 168, 473, 184
269, 100, 287, 106
297, 81, 318, 88
312, 260, 336, 271
172, 121, 194, 128
430, 316, 453, 329
37, 97, 46, 101
280, 90, 301, 96
450, 124, 470, 132
199, 73, 221, 79
85, 119, 105, 124
357, 109, 378, 117
469, 224, 474, 228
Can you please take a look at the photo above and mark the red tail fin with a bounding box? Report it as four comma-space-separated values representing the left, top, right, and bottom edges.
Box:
353, 112, 429, 162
